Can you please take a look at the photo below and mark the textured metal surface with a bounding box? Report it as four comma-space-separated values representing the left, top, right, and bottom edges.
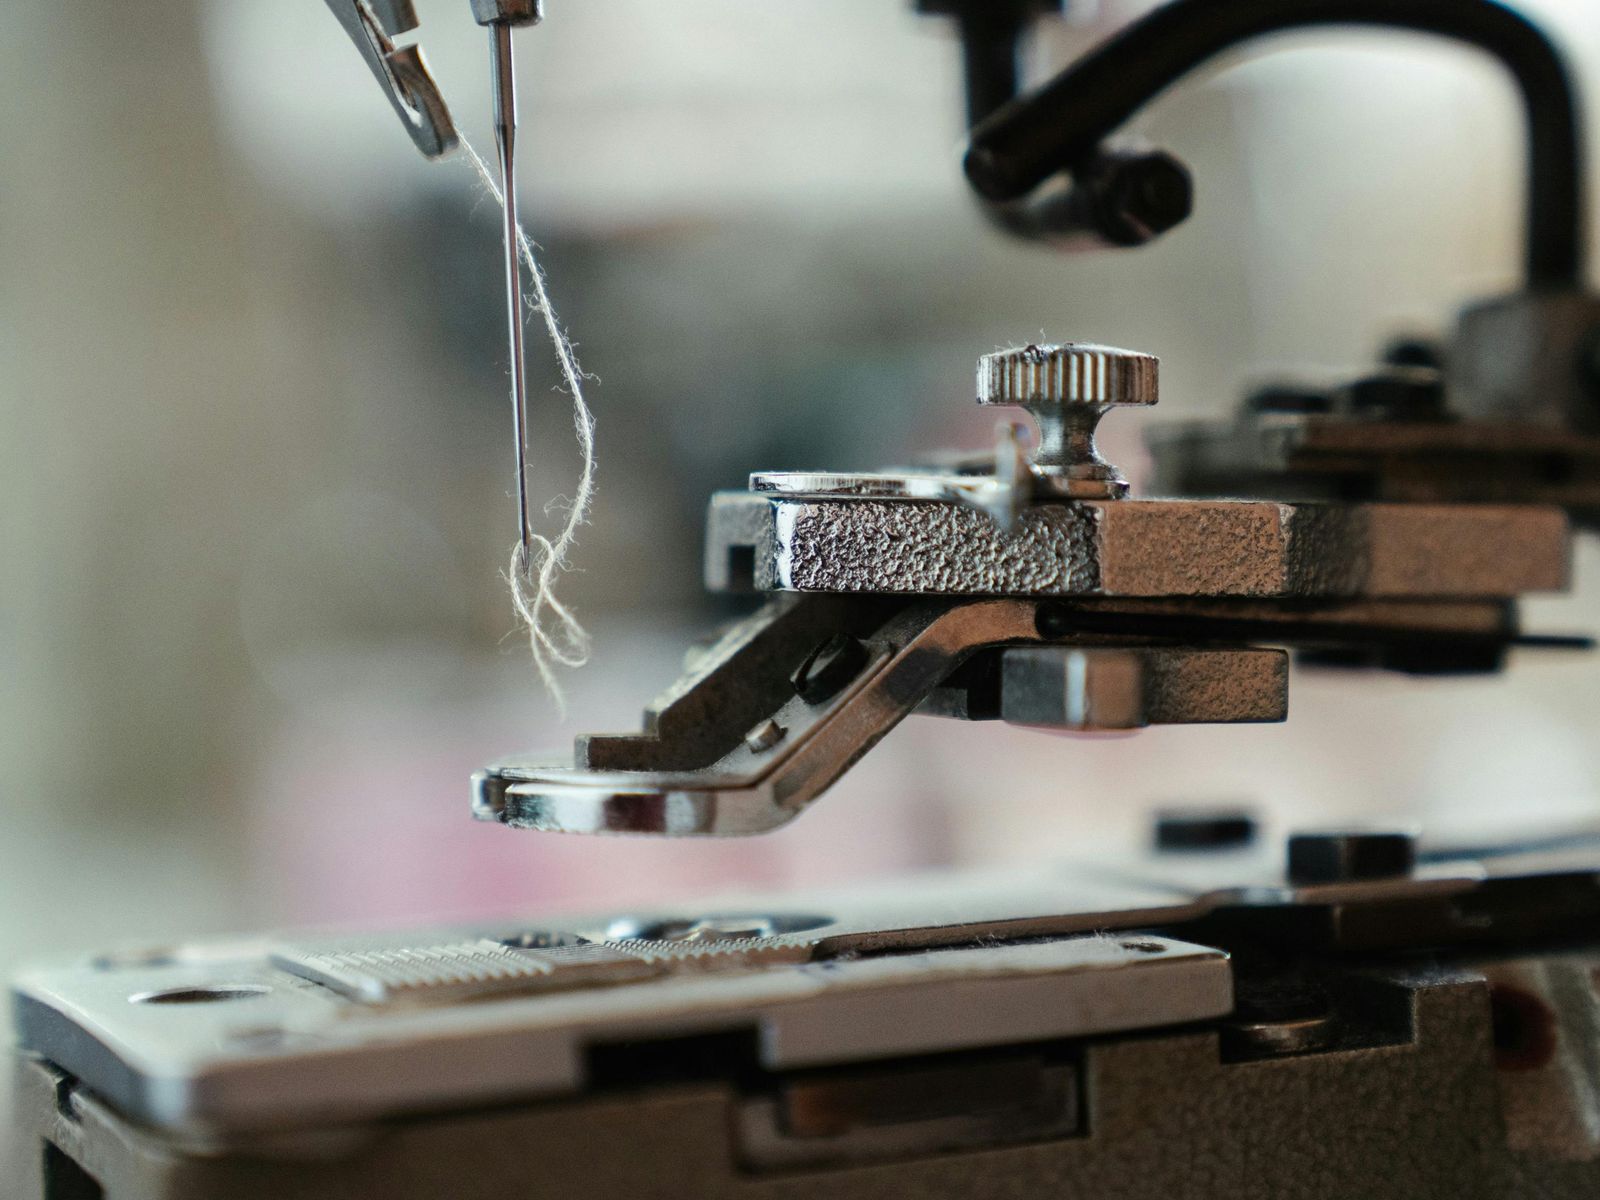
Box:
773, 498, 1096, 594
275, 938, 573, 1003
708, 492, 1571, 599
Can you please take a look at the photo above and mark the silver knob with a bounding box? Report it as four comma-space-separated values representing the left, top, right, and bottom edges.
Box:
977, 342, 1158, 499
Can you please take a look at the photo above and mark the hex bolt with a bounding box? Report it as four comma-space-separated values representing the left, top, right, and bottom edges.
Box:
1096, 150, 1193, 246
1286, 830, 1417, 886
792, 634, 870, 705
1221, 978, 1337, 1060
1244, 384, 1335, 416
1338, 367, 1447, 422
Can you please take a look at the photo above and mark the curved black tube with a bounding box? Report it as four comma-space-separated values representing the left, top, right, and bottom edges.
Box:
964, 0, 1584, 287
916, 0, 1064, 127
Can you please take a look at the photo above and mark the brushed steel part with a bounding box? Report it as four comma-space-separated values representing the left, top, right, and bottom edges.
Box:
976, 343, 1158, 499
19, 836, 1600, 1182
264, 937, 781, 1005
23, 967, 1598, 1199
489, 589, 1543, 841
477, 599, 1293, 838
752, 422, 1042, 531
999, 645, 1288, 729
476, 601, 1039, 836
13, 925, 1230, 1137
706, 491, 1570, 599
322, 0, 457, 159
470, 0, 542, 24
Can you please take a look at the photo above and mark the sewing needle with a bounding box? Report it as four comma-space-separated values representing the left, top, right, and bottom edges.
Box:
490, 20, 534, 563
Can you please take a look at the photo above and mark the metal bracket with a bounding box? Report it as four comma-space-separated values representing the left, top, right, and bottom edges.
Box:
323, 0, 458, 159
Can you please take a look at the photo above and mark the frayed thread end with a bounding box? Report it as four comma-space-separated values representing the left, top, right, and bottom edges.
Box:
507, 538, 591, 715
462, 134, 598, 712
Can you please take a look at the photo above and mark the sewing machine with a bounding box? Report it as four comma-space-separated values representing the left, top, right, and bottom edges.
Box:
16, 1, 1600, 1196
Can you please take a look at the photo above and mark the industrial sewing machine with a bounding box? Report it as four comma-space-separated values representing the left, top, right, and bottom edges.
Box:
17, 1, 1600, 1196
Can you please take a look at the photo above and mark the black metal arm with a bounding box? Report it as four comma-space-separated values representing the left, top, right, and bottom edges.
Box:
964, 0, 1585, 287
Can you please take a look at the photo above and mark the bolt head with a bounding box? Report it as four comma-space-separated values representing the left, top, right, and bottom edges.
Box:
977, 343, 1158, 412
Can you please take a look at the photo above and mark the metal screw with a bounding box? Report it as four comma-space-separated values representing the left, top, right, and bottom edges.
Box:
976, 343, 1158, 500
744, 719, 787, 753
1221, 978, 1337, 1059
1223, 1009, 1337, 1058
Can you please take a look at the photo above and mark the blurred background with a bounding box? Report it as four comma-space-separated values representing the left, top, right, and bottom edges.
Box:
5, 0, 1600, 1041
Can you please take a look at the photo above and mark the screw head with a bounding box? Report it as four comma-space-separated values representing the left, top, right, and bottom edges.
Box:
744, 718, 787, 753
792, 634, 869, 705
976, 343, 1157, 499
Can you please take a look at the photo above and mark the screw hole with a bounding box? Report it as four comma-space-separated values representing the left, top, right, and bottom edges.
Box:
129, 984, 270, 1006
604, 912, 831, 943
1120, 940, 1165, 954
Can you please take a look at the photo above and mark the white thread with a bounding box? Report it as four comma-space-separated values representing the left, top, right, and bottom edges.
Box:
462, 137, 596, 711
